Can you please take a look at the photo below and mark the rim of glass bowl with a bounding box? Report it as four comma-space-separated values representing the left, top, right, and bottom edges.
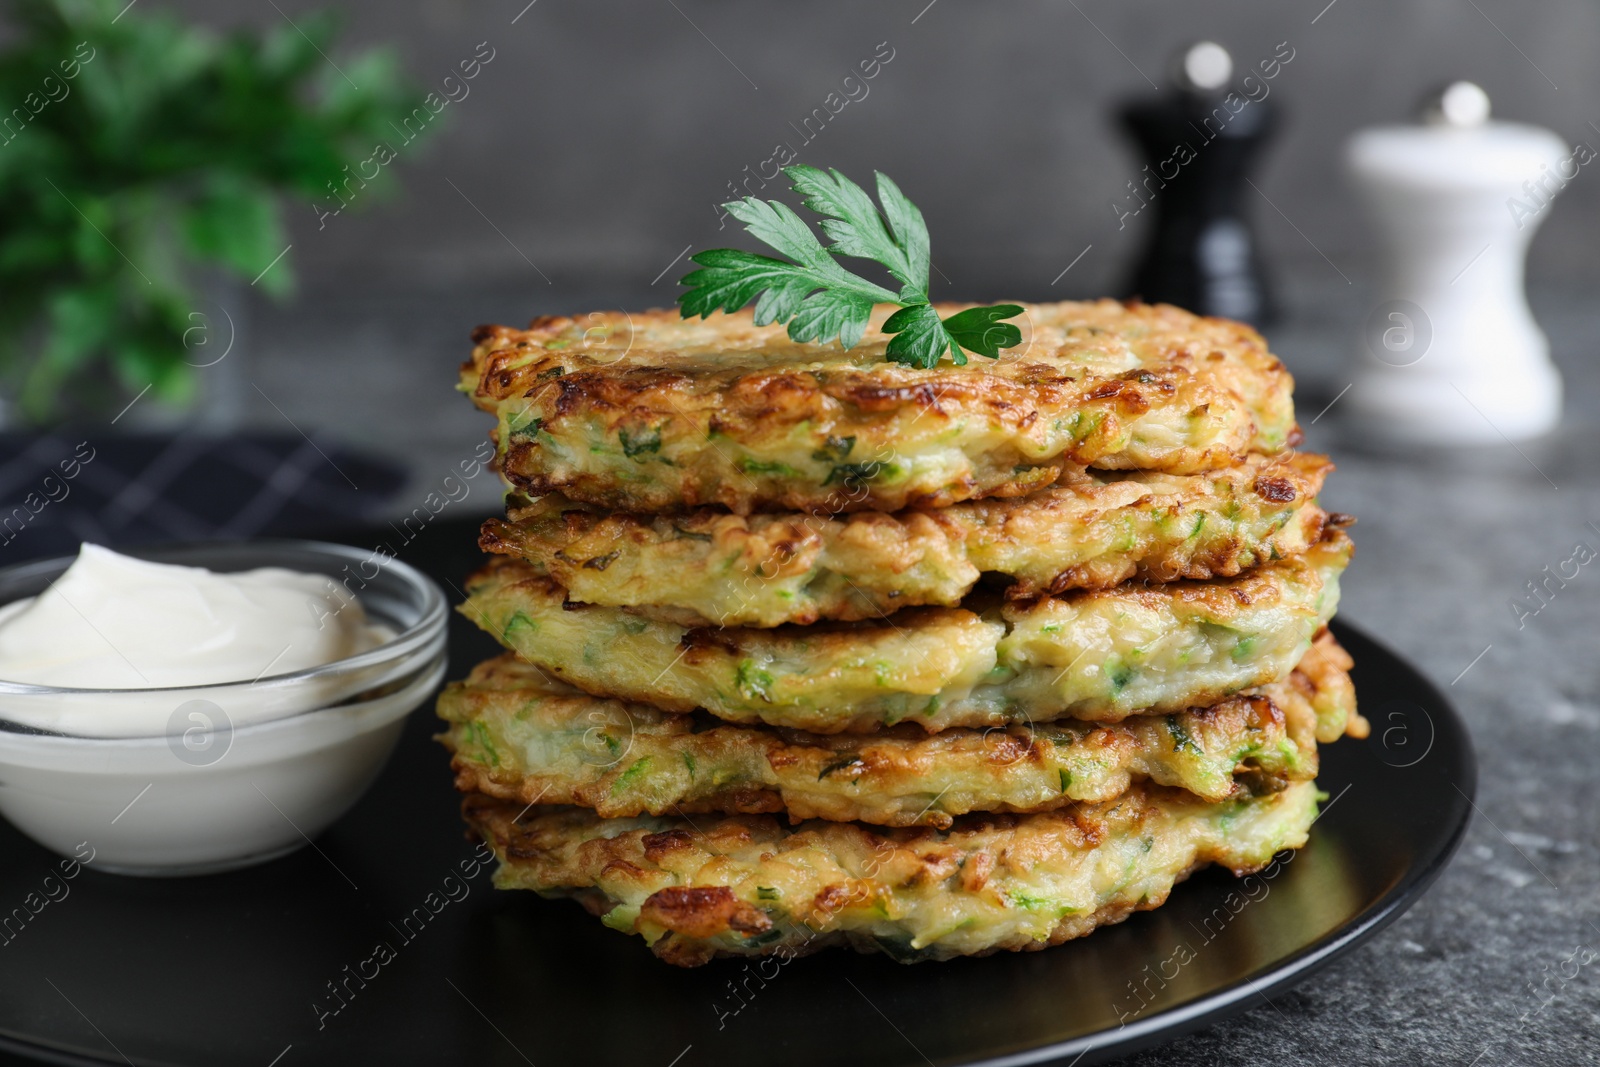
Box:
0, 539, 447, 736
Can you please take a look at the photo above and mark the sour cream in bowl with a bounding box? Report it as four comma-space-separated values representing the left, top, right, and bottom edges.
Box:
0, 541, 447, 876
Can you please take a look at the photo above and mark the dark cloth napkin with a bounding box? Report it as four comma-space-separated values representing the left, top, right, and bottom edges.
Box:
0, 431, 407, 562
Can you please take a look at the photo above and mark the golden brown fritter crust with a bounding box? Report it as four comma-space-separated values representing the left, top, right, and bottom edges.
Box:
459, 529, 1351, 733
438, 634, 1359, 827
462, 301, 1299, 515
480, 452, 1333, 627
462, 779, 1322, 965
1290, 626, 1366, 741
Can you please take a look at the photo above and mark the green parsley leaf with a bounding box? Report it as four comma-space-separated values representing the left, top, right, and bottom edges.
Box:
679, 165, 1023, 368
882, 303, 955, 368
789, 167, 930, 302
942, 304, 1026, 359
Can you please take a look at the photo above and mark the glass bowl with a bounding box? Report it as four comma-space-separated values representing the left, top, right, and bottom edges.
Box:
0, 541, 447, 876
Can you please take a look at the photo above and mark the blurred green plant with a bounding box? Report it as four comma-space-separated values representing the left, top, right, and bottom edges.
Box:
0, 0, 429, 423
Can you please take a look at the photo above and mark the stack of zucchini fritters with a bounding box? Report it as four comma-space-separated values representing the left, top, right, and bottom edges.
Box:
439, 300, 1367, 967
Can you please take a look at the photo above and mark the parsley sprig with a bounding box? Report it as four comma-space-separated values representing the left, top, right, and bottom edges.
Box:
678, 166, 1023, 368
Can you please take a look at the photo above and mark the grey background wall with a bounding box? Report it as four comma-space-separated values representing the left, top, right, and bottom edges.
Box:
166, 0, 1599, 301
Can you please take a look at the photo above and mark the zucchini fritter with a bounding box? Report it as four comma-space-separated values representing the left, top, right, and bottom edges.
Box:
459, 530, 1350, 733
482, 452, 1333, 628
462, 301, 1298, 515
462, 779, 1322, 966
438, 633, 1360, 827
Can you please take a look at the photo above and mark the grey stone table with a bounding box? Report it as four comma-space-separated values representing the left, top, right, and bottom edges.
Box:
225, 280, 1600, 1065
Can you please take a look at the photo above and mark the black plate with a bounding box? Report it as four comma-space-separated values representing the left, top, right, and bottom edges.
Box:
0, 524, 1475, 1067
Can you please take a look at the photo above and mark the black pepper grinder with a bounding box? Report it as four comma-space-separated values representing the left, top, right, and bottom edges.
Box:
1115, 41, 1280, 325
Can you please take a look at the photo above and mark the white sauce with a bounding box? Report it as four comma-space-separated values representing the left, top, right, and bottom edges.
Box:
0, 545, 391, 736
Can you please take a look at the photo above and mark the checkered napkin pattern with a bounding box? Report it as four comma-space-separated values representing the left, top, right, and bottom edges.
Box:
0, 431, 406, 561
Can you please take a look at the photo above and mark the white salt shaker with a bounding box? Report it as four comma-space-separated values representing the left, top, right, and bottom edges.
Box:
1343, 82, 1572, 444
